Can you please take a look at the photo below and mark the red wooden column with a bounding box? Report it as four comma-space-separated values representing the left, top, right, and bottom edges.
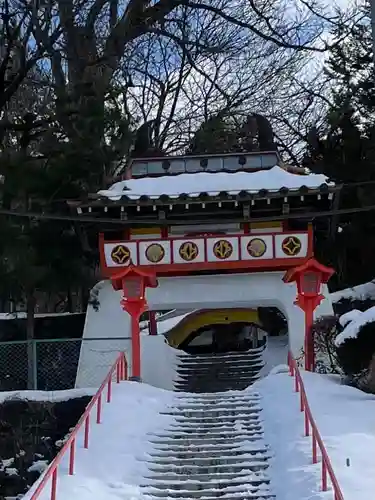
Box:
148, 311, 157, 335
283, 258, 334, 371
111, 264, 158, 380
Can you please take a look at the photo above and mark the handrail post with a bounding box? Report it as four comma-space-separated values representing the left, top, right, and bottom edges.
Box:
322, 460, 328, 491
69, 439, 75, 475
116, 361, 120, 383
120, 355, 124, 380
84, 414, 90, 449
312, 429, 318, 464
304, 410, 309, 437
51, 468, 58, 500
107, 376, 112, 403
96, 393, 102, 424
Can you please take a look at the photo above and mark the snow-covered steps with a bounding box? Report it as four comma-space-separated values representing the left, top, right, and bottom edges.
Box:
143, 391, 275, 500
174, 348, 265, 392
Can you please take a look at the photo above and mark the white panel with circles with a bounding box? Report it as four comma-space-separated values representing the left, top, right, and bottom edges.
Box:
206, 237, 239, 262
172, 239, 205, 264
274, 233, 308, 259
104, 242, 138, 267
240, 235, 274, 260
138, 240, 171, 265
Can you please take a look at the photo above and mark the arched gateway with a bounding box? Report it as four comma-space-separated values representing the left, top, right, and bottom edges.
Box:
73, 149, 339, 388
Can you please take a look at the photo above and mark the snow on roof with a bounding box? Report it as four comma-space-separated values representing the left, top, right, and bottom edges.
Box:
97, 166, 333, 201
330, 280, 375, 303
335, 306, 375, 346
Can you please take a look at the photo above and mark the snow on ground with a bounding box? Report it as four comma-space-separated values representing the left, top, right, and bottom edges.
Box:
24, 382, 176, 500
0, 388, 97, 404
335, 305, 375, 346
258, 335, 289, 377
255, 370, 375, 500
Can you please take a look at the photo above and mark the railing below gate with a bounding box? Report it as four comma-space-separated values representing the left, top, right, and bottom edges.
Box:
287, 352, 344, 500
28, 352, 128, 500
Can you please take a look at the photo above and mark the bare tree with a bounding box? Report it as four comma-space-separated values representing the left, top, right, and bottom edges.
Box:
0, 0, 359, 167
28, 0, 334, 170
0, 0, 60, 115
107, 1, 335, 157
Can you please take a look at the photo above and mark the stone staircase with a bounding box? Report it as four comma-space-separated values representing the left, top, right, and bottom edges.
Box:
174, 347, 265, 393
143, 391, 275, 500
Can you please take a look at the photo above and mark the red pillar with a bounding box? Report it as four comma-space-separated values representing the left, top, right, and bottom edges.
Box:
130, 313, 141, 380
304, 300, 315, 372
148, 311, 157, 335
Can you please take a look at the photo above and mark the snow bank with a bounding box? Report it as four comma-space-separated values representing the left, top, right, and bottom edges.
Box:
24, 382, 176, 500
331, 280, 375, 303
258, 335, 289, 378
335, 306, 375, 346
254, 371, 375, 500
302, 371, 375, 499
0, 388, 96, 405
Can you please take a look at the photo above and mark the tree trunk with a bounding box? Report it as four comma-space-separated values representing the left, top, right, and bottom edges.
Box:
26, 293, 36, 390
67, 287, 73, 313
365, 354, 375, 394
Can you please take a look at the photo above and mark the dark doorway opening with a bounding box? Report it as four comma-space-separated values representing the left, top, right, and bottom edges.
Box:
180, 322, 267, 354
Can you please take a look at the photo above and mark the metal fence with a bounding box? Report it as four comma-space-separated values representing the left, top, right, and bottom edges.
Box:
0, 337, 131, 392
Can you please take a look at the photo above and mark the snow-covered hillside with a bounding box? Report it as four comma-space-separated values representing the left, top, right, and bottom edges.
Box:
259, 370, 375, 500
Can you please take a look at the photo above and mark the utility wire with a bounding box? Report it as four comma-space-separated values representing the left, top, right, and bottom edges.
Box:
0, 203, 371, 225
1, 171, 375, 225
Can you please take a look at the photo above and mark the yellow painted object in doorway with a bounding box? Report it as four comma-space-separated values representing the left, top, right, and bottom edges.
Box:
165, 308, 262, 348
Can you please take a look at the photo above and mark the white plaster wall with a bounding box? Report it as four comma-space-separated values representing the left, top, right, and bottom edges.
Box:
75, 272, 335, 388
141, 336, 179, 390
316, 284, 335, 317
75, 282, 132, 388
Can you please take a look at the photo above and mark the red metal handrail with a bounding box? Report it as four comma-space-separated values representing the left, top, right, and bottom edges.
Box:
287, 352, 344, 500
29, 352, 128, 500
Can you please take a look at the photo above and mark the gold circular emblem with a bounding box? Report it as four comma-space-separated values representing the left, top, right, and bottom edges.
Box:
111, 244, 131, 264
145, 243, 165, 263
247, 238, 267, 258
282, 236, 302, 256
179, 241, 199, 261
213, 239, 233, 260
